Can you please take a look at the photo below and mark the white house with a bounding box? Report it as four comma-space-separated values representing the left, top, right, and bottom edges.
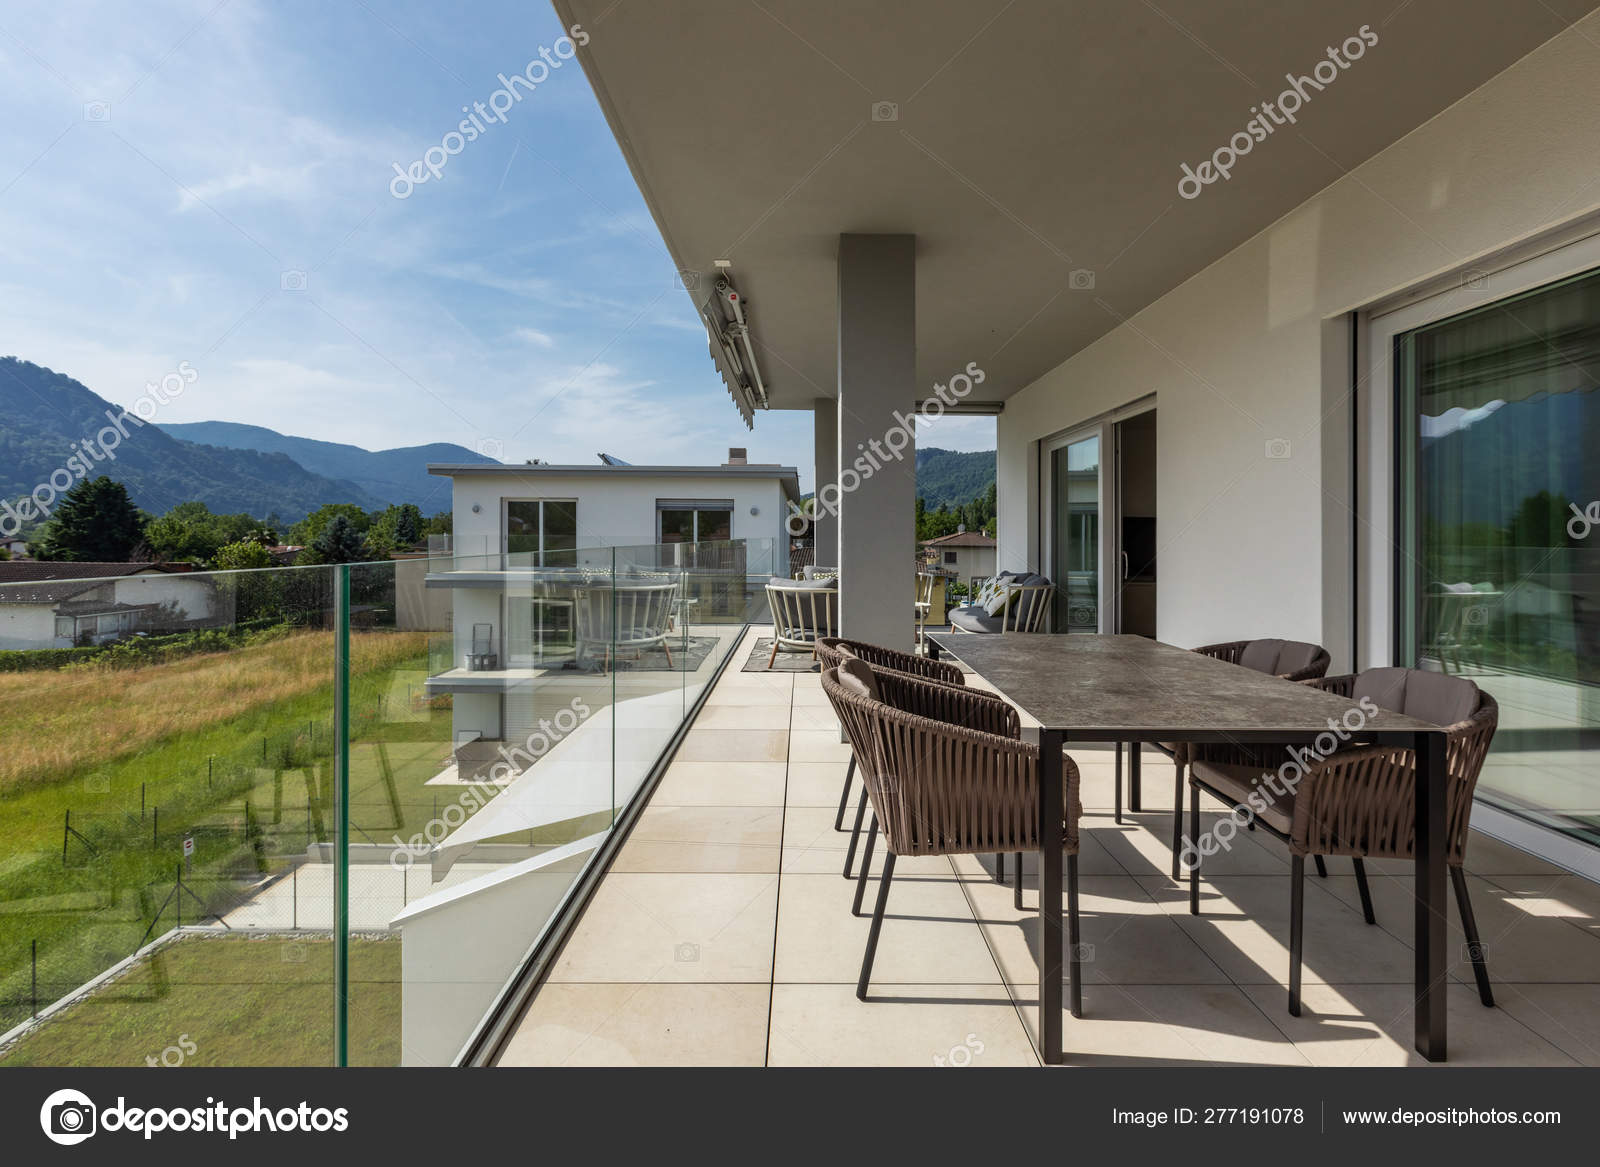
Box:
920, 529, 997, 592
0, 562, 223, 651
423, 451, 798, 760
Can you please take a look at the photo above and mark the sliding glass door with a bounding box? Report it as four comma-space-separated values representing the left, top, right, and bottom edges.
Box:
1046, 428, 1105, 633
1395, 267, 1600, 845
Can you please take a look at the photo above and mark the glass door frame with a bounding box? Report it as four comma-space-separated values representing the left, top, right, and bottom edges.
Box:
1041, 420, 1116, 633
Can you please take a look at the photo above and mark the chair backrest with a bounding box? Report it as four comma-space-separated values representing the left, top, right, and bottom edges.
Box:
1199, 638, 1331, 681
573, 581, 679, 647
766, 580, 839, 643
1000, 580, 1053, 633
1310, 667, 1498, 863
816, 636, 963, 685
915, 572, 936, 606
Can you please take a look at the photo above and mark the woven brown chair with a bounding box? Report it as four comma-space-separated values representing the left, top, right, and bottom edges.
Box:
816, 637, 966, 868
821, 661, 1085, 1010
1160, 639, 1332, 877
1183, 667, 1498, 1016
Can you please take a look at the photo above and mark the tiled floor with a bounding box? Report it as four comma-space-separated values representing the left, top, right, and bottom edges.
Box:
497, 627, 1600, 1067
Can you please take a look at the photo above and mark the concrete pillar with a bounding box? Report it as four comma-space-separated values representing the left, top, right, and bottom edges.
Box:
811, 397, 838, 568
836, 233, 916, 652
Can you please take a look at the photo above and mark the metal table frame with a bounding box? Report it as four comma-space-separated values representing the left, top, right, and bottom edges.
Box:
928, 633, 1449, 1066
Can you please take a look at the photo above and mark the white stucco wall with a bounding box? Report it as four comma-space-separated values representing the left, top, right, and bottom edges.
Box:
998, 14, 1600, 657
445, 469, 789, 561
0, 605, 56, 651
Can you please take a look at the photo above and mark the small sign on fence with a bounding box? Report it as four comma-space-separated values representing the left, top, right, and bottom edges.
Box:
182, 835, 195, 870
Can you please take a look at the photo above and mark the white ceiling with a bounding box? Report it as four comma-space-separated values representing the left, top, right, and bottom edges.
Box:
557, 0, 1600, 411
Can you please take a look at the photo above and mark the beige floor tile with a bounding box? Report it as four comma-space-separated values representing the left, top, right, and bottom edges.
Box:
704, 677, 794, 706
692, 703, 796, 729
1363, 829, 1565, 877
500, 983, 770, 1066
789, 702, 841, 732
1494, 984, 1600, 1065
784, 760, 852, 808
773, 872, 1001, 984
767, 983, 1038, 1067
779, 807, 950, 877
1241, 982, 1578, 1066
1099, 809, 1289, 880
1009, 983, 1312, 1067
1139, 874, 1418, 985
962, 874, 1230, 986
1476, 869, 1600, 939
787, 730, 853, 763
651, 761, 788, 807
550, 873, 778, 983
673, 729, 789, 763
1318, 871, 1600, 984
612, 805, 783, 873
790, 682, 834, 706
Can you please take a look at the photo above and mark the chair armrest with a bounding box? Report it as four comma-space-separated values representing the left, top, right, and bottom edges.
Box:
845, 642, 962, 685
1304, 673, 1356, 698
872, 670, 1020, 738
1193, 640, 1250, 665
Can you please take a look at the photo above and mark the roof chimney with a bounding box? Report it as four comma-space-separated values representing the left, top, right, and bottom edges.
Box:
726, 447, 748, 465
957, 522, 966, 534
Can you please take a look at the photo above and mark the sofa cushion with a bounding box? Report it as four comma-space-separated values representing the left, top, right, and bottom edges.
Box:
1401, 670, 1479, 727
950, 605, 1003, 633
1237, 638, 1285, 674
834, 656, 880, 701
1191, 760, 1296, 835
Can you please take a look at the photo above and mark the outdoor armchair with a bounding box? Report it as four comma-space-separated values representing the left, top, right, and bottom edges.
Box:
764, 577, 839, 666
821, 660, 1084, 1010
1162, 638, 1331, 877
1184, 666, 1498, 1015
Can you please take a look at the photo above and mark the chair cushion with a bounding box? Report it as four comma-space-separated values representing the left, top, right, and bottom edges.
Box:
950, 605, 1004, 633
1399, 670, 1479, 727
1190, 760, 1296, 835
771, 576, 836, 590
834, 656, 880, 701
1351, 666, 1412, 717
1275, 640, 1323, 676
802, 565, 839, 580
1237, 638, 1286, 674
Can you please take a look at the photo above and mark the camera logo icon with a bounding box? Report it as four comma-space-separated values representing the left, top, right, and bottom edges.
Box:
40, 1088, 97, 1145
1264, 437, 1292, 460
280, 270, 308, 292
1068, 268, 1096, 290
674, 941, 700, 963
83, 101, 111, 123
476, 436, 505, 460
871, 100, 899, 122
675, 269, 701, 291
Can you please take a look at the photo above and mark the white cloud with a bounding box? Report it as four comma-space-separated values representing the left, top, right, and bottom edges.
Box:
512, 327, 554, 347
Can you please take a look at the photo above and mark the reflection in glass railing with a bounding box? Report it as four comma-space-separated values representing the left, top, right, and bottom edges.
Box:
0, 539, 770, 1067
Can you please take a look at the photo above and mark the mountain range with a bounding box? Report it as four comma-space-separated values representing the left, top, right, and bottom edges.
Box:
0, 358, 490, 523
914, 447, 996, 510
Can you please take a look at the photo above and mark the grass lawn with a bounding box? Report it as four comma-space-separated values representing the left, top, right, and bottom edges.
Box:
0, 933, 401, 1067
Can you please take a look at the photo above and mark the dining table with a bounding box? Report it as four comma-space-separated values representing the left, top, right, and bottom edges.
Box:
925, 632, 1451, 1066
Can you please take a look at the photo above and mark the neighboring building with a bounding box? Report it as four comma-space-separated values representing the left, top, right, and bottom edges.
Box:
920, 528, 996, 591
0, 562, 219, 651
0, 536, 28, 559
424, 451, 799, 758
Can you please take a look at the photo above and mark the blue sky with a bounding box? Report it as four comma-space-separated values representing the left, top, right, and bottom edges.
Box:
0, 0, 992, 491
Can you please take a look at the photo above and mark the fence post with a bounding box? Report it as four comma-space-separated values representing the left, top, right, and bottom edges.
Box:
152, 806, 158, 849
292, 864, 298, 930
141, 782, 146, 822
31, 939, 38, 1018
208, 756, 213, 790
62, 810, 70, 866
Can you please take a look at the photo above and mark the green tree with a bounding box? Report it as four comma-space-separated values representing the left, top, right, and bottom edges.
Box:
291, 503, 371, 546
29, 476, 146, 561
212, 538, 275, 570
301, 514, 369, 565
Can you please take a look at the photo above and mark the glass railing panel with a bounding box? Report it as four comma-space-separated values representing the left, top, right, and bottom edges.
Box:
0, 563, 340, 1067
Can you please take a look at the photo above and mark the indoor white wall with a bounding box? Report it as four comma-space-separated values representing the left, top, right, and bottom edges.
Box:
998, 12, 1600, 652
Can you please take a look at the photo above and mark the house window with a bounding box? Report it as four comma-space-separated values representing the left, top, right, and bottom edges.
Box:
656, 500, 733, 545
1394, 264, 1599, 847
943, 550, 958, 565
504, 500, 578, 566
54, 617, 73, 639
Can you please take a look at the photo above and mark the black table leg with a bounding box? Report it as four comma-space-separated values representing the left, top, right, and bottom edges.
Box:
1032, 727, 1064, 1065
1113, 742, 1122, 825
1129, 740, 1142, 813
926, 638, 940, 661
1414, 729, 1447, 1061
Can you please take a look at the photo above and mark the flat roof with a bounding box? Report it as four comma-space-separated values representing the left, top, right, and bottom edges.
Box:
428, 462, 802, 503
